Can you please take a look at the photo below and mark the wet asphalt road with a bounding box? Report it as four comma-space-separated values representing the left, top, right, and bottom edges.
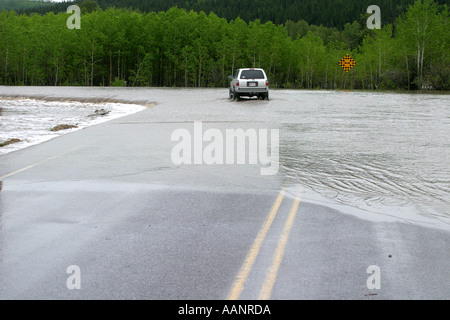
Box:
0, 87, 449, 300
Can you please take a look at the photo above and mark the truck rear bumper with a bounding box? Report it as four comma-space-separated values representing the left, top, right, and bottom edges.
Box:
236, 87, 268, 94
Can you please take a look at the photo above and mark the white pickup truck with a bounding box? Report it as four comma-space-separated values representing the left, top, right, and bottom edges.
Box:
229, 68, 269, 101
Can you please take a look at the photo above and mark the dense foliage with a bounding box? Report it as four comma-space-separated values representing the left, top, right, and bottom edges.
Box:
17, 0, 449, 28
0, 0, 52, 11
1, 0, 448, 90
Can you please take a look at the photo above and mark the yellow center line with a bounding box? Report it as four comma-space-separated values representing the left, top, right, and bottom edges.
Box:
0, 146, 82, 180
258, 186, 303, 300
227, 188, 285, 300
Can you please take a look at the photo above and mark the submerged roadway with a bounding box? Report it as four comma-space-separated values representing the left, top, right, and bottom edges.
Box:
0, 87, 448, 300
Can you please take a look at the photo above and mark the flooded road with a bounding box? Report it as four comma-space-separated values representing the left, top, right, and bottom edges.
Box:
0, 98, 146, 155
0, 86, 449, 299
273, 91, 450, 226
1, 87, 448, 227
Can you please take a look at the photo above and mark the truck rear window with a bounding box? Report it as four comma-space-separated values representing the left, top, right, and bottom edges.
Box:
240, 70, 265, 79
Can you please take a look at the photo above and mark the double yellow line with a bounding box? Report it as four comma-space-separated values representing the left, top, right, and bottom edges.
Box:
227, 186, 303, 300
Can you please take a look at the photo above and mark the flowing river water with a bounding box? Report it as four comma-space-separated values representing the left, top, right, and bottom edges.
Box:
0, 87, 449, 228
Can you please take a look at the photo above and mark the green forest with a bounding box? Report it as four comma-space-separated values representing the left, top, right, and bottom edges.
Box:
0, 0, 52, 11
0, 0, 449, 90
15, 0, 449, 28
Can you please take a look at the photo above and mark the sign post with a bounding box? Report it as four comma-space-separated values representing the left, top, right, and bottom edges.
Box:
339, 54, 356, 89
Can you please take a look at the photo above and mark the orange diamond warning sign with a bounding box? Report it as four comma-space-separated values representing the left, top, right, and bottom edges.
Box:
339, 54, 356, 72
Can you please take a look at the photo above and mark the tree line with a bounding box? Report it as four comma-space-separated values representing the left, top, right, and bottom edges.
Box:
18, 0, 449, 29
0, 0, 52, 11
1, 0, 448, 90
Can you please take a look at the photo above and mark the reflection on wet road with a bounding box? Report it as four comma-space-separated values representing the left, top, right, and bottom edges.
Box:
0, 87, 448, 299
1, 88, 448, 225
273, 91, 449, 223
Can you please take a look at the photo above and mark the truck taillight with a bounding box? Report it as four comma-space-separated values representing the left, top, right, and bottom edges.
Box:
236, 81, 239, 86
266, 81, 269, 86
